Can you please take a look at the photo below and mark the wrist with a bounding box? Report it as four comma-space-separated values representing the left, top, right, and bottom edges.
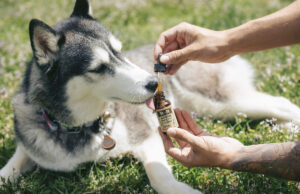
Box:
221, 145, 246, 170
217, 30, 236, 59
222, 27, 241, 57
223, 18, 258, 56
223, 19, 265, 56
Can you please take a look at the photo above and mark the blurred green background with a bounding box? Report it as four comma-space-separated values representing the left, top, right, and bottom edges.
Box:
0, 0, 299, 193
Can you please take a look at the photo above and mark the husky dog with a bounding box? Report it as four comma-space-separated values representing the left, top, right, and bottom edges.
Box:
1, 0, 300, 193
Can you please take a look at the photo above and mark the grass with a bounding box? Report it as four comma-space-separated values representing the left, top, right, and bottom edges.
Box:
0, 0, 299, 193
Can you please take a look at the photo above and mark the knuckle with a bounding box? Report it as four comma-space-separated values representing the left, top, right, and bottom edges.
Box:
179, 131, 190, 141
179, 49, 188, 57
159, 32, 166, 39
172, 50, 185, 61
179, 22, 188, 27
158, 32, 167, 43
172, 52, 180, 60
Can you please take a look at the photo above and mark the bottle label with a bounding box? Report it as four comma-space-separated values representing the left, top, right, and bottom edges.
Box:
156, 105, 178, 132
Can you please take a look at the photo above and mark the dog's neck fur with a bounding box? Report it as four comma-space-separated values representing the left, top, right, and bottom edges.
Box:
66, 98, 109, 127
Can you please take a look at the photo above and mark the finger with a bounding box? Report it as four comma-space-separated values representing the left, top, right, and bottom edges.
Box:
166, 147, 188, 164
154, 44, 163, 61
154, 28, 178, 61
173, 136, 190, 149
181, 110, 203, 135
174, 109, 195, 135
177, 35, 187, 48
174, 108, 192, 148
161, 45, 193, 66
165, 59, 187, 75
168, 61, 187, 75
174, 109, 189, 130
159, 128, 188, 164
159, 117, 188, 149
173, 110, 189, 148
167, 128, 198, 147
163, 41, 179, 54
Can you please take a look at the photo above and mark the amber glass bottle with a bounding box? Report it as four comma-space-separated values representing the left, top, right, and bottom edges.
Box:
154, 83, 178, 133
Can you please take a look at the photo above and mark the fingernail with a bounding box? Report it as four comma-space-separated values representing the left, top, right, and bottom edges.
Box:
160, 55, 169, 63
167, 128, 176, 136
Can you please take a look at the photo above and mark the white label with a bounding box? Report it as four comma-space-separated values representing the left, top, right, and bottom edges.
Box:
156, 106, 178, 132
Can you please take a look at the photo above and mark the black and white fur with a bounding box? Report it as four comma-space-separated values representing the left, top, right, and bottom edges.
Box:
1, 0, 300, 193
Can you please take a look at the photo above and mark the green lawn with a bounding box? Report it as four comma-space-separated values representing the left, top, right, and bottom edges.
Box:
0, 0, 299, 193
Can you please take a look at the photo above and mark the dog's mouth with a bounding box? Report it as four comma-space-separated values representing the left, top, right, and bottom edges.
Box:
146, 98, 155, 111
111, 96, 155, 110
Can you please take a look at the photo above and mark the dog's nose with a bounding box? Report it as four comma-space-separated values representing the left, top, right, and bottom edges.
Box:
145, 80, 158, 93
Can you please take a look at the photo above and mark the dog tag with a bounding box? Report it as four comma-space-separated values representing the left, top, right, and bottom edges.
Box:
102, 135, 116, 150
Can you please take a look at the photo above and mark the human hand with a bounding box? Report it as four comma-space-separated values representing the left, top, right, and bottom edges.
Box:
159, 109, 244, 168
154, 22, 233, 75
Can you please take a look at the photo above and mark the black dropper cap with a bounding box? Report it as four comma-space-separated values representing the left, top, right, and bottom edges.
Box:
154, 54, 166, 72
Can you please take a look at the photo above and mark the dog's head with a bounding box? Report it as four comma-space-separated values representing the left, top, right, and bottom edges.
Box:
29, 0, 157, 125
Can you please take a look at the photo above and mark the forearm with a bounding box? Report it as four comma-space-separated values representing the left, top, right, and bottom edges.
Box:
224, 0, 300, 55
229, 141, 300, 181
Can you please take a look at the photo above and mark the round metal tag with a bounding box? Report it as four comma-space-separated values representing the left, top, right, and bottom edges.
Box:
102, 135, 116, 150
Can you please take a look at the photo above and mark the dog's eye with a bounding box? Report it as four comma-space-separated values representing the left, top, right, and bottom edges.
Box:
88, 64, 114, 75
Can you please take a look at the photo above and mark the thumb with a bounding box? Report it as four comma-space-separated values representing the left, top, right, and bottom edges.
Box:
160, 46, 193, 65
167, 128, 198, 146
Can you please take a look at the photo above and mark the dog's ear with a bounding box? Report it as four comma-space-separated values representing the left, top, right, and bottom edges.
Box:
71, 0, 93, 18
29, 19, 65, 67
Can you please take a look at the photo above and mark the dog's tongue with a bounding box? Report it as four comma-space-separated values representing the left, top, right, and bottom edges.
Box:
146, 98, 155, 111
